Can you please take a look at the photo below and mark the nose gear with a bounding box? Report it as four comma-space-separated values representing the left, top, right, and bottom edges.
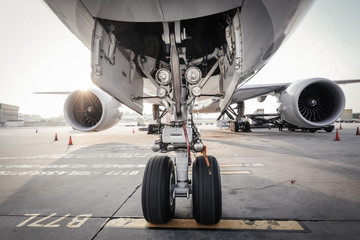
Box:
141, 22, 222, 225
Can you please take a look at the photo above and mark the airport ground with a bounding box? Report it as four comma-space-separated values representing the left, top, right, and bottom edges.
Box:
0, 123, 359, 239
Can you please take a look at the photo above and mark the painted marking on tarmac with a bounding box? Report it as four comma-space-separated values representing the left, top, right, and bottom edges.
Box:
0, 153, 156, 160
220, 163, 264, 167
221, 171, 251, 175
0, 164, 145, 176
0, 170, 140, 176
0, 163, 260, 176
188, 171, 250, 175
69, 145, 147, 150
0, 170, 249, 176
0, 164, 146, 169
16, 213, 92, 228
105, 218, 304, 231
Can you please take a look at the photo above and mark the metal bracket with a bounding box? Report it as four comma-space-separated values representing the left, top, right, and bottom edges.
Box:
132, 96, 159, 101
107, 33, 116, 65
93, 23, 103, 76
162, 22, 170, 44
174, 21, 182, 43
198, 94, 224, 98
233, 10, 243, 71
173, 186, 190, 199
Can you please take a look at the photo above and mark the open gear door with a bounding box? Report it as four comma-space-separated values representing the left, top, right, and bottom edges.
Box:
91, 20, 144, 114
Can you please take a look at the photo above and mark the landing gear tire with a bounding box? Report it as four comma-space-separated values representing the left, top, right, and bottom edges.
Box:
141, 155, 175, 224
243, 121, 251, 132
325, 125, 334, 133
192, 155, 222, 225
147, 124, 157, 134
152, 104, 160, 122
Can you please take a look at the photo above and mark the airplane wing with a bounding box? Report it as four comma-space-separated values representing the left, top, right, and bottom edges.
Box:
223, 78, 360, 130
231, 79, 360, 104
334, 79, 360, 85
231, 83, 288, 104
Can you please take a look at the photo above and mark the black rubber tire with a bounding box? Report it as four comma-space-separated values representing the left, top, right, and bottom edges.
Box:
244, 121, 251, 132
141, 155, 175, 224
192, 155, 222, 225
325, 126, 334, 132
147, 124, 155, 134
152, 104, 160, 122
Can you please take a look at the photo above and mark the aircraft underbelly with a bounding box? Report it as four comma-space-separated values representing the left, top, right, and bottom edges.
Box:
44, 0, 314, 113
80, 0, 243, 22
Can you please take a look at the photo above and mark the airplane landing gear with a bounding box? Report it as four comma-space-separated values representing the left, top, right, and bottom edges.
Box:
141, 152, 222, 225
141, 22, 223, 225
219, 101, 252, 132
142, 121, 222, 225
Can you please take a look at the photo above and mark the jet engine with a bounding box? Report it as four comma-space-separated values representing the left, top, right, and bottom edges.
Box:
277, 78, 345, 128
64, 88, 122, 132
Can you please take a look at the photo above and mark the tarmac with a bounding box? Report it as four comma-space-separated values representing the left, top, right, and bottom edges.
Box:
0, 123, 359, 239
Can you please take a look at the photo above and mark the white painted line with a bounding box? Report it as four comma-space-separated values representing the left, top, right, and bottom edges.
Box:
0, 164, 146, 169
16, 213, 92, 228
221, 171, 251, 175
220, 163, 264, 167
0, 153, 157, 160
0, 170, 140, 176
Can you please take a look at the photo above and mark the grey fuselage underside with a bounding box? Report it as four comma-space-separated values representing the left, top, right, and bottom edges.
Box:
44, 0, 313, 111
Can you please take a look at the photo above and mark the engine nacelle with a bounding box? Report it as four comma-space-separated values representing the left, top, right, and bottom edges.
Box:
277, 78, 345, 128
64, 88, 123, 132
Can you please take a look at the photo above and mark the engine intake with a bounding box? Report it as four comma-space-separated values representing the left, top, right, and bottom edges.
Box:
64, 88, 122, 132
278, 78, 345, 128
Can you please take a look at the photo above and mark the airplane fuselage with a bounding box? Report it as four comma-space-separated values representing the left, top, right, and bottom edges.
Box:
45, 0, 313, 113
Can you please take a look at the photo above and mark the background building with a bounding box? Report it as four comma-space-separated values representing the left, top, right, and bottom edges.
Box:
0, 103, 24, 127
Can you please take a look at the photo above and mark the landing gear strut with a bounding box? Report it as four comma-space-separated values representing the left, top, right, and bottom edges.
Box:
147, 104, 165, 134
219, 101, 251, 132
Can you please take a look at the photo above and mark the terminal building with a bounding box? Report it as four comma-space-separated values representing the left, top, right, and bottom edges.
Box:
0, 103, 24, 127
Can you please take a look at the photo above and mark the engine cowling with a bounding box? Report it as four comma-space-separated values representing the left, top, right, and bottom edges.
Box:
277, 78, 345, 128
64, 88, 123, 132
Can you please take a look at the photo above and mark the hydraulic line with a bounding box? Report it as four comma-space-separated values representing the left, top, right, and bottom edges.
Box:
182, 123, 192, 165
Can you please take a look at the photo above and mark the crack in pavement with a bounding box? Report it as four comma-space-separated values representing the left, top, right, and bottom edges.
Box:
90, 183, 142, 240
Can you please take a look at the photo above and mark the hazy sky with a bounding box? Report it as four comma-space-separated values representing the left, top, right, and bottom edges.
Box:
0, 0, 359, 118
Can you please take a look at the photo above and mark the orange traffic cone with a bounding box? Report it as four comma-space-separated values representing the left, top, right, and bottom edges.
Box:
132, 128, 135, 133
356, 127, 360, 136
334, 130, 340, 141
54, 134, 58, 141
339, 124, 342, 130
68, 136, 73, 145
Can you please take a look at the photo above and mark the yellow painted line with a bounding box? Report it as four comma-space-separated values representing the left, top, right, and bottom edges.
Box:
105, 218, 304, 231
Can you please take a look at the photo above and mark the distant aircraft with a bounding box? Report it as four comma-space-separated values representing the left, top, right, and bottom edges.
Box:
43, 0, 360, 225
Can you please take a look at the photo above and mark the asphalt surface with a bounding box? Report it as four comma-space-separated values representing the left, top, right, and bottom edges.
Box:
0, 123, 359, 239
